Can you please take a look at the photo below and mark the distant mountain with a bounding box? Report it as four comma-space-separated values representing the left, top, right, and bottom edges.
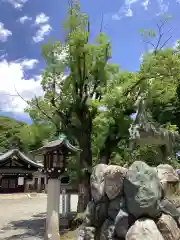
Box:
0, 116, 27, 152
0, 112, 32, 124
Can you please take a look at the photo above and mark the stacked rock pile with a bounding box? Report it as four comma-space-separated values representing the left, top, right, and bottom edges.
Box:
77, 161, 180, 240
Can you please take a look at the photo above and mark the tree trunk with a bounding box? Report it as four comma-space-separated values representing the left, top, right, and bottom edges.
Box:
99, 147, 111, 164
99, 135, 119, 165
160, 144, 168, 161
77, 131, 92, 212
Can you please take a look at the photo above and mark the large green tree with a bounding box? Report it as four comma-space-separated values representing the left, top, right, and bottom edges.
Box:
26, 0, 112, 211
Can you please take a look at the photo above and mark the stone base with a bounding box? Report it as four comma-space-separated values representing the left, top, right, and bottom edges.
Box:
60, 217, 69, 228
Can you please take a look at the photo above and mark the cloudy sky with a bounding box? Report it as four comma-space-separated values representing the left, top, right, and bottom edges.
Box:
0, 0, 180, 123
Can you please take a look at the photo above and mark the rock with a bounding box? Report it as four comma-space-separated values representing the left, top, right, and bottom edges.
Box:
157, 164, 179, 196
94, 196, 109, 227
157, 214, 180, 240
91, 164, 108, 203
157, 164, 179, 183
115, 208, 134, 239
83, 201, 95, 226
100, 219, 115, 240
104, 165, 127, 200
124, 161, 162, 219
176, 169, 180, 177
77, 226, 96, 240
168, 197, 180, 208
159, 198, 180, 225
126, 218, 164, 240
108, 197, 124, 221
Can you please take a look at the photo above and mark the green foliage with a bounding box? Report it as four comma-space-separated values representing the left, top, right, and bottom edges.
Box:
0, 116, 26, 152
92, 71, 137, 163
18, 123, 55, 152
24, 2, 180, 177
0, 116, 53, 153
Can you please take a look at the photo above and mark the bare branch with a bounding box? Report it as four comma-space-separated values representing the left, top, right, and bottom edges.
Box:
142, 16, 172, 54
100, 14, 104, 33
143, 40, 156, 49
14, 86, 59, 128
159, 35, 172, 50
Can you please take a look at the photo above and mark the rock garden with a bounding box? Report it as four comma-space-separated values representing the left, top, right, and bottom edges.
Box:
77, 161, 180, 240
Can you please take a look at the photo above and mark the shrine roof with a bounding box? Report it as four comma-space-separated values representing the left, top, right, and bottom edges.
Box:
33, 134, 80, 154
0, 149, 43, 168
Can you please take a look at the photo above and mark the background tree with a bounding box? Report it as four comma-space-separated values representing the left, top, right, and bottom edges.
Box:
92, 71, 137, 164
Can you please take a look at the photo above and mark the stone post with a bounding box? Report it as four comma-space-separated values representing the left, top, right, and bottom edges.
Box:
37, 177, 41, 193
45, 178, 60, 240
66, 194, 71, 213
61, 189, 66, 216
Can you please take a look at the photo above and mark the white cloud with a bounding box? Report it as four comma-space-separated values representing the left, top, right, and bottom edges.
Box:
126, 0, 139, 4
0, 59, 43, 113
142, 0, 150, 10
125, 8, 133, 17
19, 59, 39, 69
156, 0, 169, 16
35, 13, 49, 25
32, 24, 52, 43
19, 15, 32, 24
112, 0, 169, 20
112, 0, 140, 20
0, 53, 7, 60
0, 22, 12, 42
112, 5, 133, 20
32, 13, 51, 43
5, 0, 28, 9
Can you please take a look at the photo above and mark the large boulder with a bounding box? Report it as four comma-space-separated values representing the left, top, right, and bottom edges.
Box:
83, 201, 95, 226
93, 196, 109, 228
126, 218, 164, 240
115, 208, 134, 239
100, 219, 115, 240
157, 214, 180, 240
124, 161, 162, 219
91, 164, 108, 203
157, 164, 179, 196
157, 164, 179, 183
159, 198, 180, 225
104, 165, 127, 200
108, 197, 124, 221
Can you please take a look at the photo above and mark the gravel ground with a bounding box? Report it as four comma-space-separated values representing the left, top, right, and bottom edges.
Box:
0, 194, 78, 240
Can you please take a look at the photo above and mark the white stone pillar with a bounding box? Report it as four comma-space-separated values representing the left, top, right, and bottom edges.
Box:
45, 178, 60, 240
37, 177, 41, 192
66, 194, 71, 214
61, 189, 66, 216
45, 176, 48, 192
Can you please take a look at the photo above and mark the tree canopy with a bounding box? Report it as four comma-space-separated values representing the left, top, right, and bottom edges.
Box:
11, 2, 180, 210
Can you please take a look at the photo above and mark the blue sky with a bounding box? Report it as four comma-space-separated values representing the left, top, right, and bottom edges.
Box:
0, 0, 180, 124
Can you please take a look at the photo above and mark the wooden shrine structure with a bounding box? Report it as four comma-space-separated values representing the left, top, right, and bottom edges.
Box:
0, 149, 43, 193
